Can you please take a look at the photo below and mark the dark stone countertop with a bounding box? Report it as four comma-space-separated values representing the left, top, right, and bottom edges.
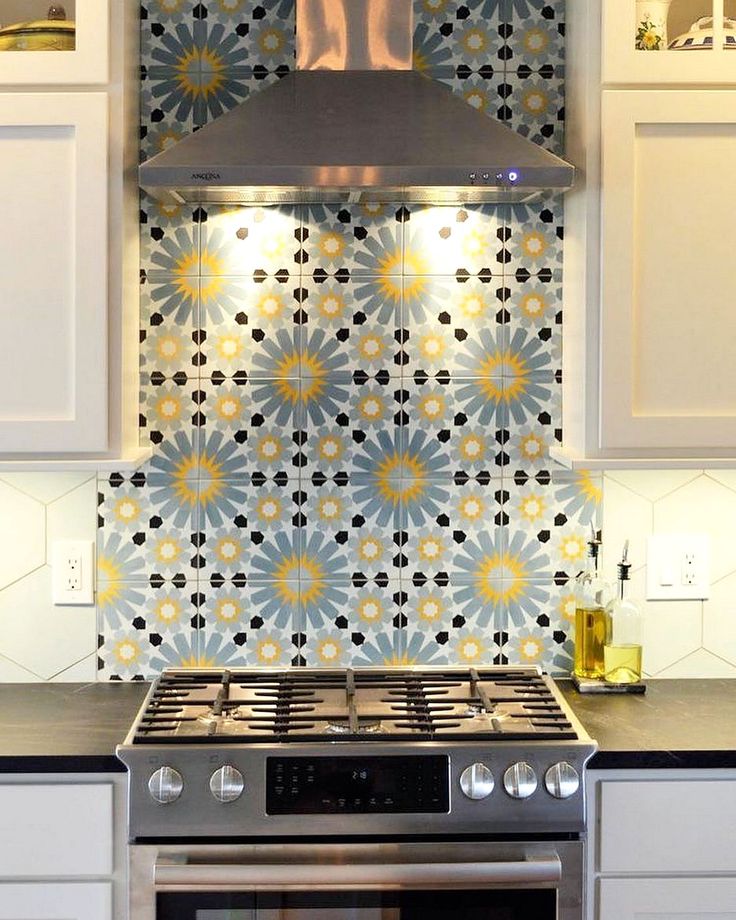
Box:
0, 682, 149, 772
0, 678, 734, 773
557, 678, 736, 769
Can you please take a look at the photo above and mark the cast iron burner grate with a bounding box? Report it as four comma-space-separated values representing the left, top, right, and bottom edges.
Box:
131, 668, 577, 744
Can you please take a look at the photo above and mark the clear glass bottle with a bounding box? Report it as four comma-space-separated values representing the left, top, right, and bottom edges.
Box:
604, 541, 643, 684
573, 528, 611, 680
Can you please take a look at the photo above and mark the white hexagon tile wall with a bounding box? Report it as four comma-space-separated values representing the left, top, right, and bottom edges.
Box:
601, 471, 736, 679
0, 474, 98, 681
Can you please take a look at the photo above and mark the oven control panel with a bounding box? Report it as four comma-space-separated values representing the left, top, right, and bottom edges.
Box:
266, 756, 450, 815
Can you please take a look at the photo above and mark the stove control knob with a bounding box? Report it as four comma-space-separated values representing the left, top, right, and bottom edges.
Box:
545, 762, 580, 799
210, 765, 245, 803
148, 766, 183, 805
459, 763, 494, 800
503, 762, 537, 799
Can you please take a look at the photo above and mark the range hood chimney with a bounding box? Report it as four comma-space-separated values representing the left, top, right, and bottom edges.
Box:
140, 0, 574, 205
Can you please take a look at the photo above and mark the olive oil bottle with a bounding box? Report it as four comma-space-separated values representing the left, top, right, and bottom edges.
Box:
604, 541, 643, 685
573, 528, 611, 680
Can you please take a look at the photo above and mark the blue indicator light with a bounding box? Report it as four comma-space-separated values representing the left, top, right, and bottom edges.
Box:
508, 170, 519, 182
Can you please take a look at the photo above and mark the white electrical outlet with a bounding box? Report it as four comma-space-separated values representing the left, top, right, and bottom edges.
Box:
646, 533, 710, 601
52, 540, 95, 606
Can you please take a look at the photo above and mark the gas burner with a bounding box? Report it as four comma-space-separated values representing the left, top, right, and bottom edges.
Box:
196, 709, 243, 734
131, 667, 581, 744
325, 719, 385, 735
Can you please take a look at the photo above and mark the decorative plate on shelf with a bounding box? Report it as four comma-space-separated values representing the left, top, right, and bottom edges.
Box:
668, 16, 736, 50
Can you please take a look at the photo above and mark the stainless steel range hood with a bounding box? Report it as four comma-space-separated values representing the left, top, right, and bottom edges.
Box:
140, 0, 574, 205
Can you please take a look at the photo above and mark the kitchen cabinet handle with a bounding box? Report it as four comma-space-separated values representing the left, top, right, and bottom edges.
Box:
154, 855, 562, 890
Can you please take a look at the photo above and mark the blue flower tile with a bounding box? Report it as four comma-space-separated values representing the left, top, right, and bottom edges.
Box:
404, 378, 509, 478
404, 203, 505, 277
501, 70, 565, 156
301, 203, 404, 278
301, 378, 403, 481
302, 276, 403, 377
402, 475, 504, 581
140, 280, 201, 382
300, 582, 402, 666
403, 275, 509, 376
200, 204, 301, 278
301, 477, 406, 582
97, 471, 201, 585
142, 222, 201, 291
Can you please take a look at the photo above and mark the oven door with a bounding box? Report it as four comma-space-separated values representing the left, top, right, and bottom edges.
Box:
132, 841, 583, 920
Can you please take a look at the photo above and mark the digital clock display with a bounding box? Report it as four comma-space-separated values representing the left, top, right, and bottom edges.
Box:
266, 756, 449, 815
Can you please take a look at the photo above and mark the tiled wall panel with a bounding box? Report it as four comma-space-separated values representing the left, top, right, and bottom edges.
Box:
96, 0, 588, 678
0, 2, 733, 680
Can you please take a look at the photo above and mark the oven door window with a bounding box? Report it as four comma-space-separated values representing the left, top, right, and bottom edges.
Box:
158, 889, 557, 919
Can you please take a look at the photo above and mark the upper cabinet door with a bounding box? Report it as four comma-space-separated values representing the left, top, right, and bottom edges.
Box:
0, 92, 108, 454
603, 0, 736, 85
599, 89, 736, 455
0, 0, 108, 85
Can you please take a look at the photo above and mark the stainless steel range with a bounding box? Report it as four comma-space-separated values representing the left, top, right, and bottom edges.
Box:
117, 666, 596, 920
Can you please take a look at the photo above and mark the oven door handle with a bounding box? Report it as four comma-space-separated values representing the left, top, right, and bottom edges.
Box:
154, 855, 562, 890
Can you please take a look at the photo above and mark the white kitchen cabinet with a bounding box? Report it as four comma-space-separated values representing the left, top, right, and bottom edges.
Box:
599, 878, 736, 920
599, 90, 736, 454
0, 774, 127, 920
0, 0, 148, 470
0, 93, 108, 455
0, 882, 112, 920
0, 0, 108, 85
587, 769, 736, 920
559, 1, 736, 468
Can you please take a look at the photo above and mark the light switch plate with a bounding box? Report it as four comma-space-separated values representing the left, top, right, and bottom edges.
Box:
52, 540, 95, 606
646, 533, 710, 601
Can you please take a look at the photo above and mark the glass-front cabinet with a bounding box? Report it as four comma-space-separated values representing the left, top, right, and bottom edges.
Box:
604, 0, 736, 83
0, 0, 106, 83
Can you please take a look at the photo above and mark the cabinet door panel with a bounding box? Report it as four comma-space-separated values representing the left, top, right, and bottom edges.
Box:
0, 93, 108, 453
0, 882, 111, 920
599, 779, 736, 873
600, 878, 736, 919
600, 90, 736, 453
0, 783, 113, 877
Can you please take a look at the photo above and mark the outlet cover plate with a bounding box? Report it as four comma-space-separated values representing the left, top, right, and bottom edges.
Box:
646, 533, 710, 601
52, 540, 95, 606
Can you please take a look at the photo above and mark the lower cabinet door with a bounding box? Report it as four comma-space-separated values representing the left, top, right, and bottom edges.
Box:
599, 877, 736, 919
0, 882, 111, 920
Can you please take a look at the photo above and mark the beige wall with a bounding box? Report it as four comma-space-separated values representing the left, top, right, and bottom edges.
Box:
669, 0, 736, 38
0, 1, 76, 26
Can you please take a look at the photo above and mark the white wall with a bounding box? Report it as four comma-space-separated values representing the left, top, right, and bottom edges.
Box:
0, 1, 76, 26
602, 470, 736, 679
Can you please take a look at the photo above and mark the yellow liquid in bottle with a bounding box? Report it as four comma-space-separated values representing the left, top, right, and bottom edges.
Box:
604, 644, 642, 684
573, 607, 609, 679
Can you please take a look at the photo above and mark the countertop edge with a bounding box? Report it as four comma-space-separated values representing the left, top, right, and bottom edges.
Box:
589, 750, 736, 770
0, 754, 127, 774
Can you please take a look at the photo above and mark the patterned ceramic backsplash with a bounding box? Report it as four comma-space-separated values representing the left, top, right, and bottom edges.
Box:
0, 1, 734, 681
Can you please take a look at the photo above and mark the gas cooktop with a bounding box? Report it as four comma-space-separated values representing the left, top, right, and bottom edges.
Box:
118, 667, 597, 841
130, 667, 578, 744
